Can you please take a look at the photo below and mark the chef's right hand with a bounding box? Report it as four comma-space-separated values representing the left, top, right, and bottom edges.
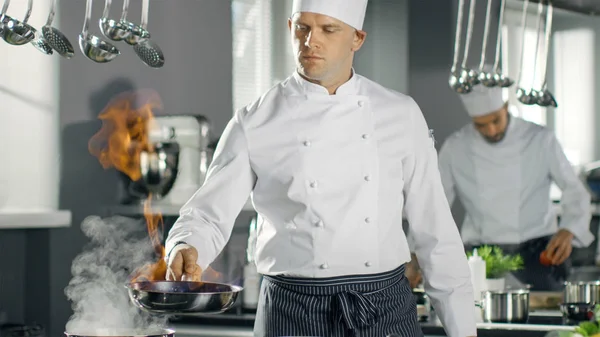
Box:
166, 244, 202, 281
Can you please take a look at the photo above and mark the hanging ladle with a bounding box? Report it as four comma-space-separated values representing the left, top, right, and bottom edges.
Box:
132, 0, 164, 68
22, 0, 53, 55
459, 0, 480, 88
521, 0, 545, 105
99, 0, 130, 41
536, 1, 557, 107
79, 0, 120, 63
123, 0, 150, 46
0, 0, 35, 45
515, 0, 535, 105
449, 0, 469, 93
42, 0, 74, 58
477, 0, 496, 87
492, 0, 514, 87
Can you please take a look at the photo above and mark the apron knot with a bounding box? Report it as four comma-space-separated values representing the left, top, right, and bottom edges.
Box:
332, 289, 379, 330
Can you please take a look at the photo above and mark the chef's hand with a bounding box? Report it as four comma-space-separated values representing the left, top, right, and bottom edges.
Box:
545, 229, 574, 265
165, 244, 202, 281
405, 253, 422, 289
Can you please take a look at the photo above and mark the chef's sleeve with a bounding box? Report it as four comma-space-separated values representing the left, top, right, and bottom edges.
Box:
165, 109, 256, 270
402, 98, 477, 337
547, 132, 593, 248
438, 139, 457, 206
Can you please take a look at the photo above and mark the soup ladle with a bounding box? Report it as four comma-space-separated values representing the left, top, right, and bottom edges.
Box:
536, 1, 557, 107
491, 0, 514, 88
79, 0, 120, 63
449, 0, 470, 93
0, 0, 35, 46
477, 0, 496, 87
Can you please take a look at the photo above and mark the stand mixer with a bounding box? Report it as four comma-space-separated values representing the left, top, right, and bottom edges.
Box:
120, 115, 214, 206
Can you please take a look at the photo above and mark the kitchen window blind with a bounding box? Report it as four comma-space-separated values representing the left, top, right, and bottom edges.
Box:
231, 0, 295, 114
231, 0, 274, 113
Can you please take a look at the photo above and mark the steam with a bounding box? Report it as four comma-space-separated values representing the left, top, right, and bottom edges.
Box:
65, 215, 168, 334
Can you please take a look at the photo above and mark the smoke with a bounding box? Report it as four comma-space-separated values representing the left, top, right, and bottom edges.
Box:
65, 215, 168, 334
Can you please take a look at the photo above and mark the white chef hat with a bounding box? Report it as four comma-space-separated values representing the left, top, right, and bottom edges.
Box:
291, 0, 369, 30
458, 85, 505, 117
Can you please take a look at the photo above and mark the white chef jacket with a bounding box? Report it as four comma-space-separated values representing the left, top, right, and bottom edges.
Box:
437, 115, 593, 248
166, 71, 477, 337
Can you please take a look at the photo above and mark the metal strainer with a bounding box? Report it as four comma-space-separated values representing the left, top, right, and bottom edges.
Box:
42, 0, 74, 58
132, 0, 164, 68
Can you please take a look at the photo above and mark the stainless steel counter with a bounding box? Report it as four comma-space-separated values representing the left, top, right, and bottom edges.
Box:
169, 310, 576, 337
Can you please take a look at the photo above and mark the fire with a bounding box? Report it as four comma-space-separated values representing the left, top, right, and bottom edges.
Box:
88, 89, 167, 282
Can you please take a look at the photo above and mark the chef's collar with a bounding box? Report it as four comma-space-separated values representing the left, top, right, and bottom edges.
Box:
292, 68, 360, 95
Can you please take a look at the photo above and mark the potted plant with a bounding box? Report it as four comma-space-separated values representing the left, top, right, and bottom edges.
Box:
467, 245, 524, 291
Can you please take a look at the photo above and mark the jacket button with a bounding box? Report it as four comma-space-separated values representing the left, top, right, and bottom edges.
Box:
310, 181, 318, 188
364, 217, 371, 223
365, 261, 372, 267
362, 134, 369, 140
315, 220, 324, 227
358, 101, 364, 107
364, 175, 371, 181
320, 263, 329, 269
303, 140, 311, 147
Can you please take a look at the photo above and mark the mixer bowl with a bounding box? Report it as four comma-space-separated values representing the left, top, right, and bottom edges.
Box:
139, 142, 180, 198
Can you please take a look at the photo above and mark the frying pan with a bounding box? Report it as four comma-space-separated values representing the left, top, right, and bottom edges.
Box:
126, 281, 243, 315
65, 328, 175, 337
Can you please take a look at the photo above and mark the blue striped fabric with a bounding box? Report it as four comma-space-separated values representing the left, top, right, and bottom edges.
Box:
253, 265, 423, 337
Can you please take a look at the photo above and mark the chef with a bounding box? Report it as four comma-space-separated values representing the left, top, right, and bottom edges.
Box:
163, 0, 477, 336
436, 85, 594, 291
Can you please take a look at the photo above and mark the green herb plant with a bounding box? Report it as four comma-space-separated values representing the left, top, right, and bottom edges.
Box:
466, 245, 524, 279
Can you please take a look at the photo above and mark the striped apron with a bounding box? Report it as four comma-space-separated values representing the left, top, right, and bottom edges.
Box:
253, 265, 423, 337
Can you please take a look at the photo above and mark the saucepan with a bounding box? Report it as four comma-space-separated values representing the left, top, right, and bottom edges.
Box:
561, 281, 600, 323
65, 328, 175, 337
126, 281, 243, 315
476, 289, 531, 323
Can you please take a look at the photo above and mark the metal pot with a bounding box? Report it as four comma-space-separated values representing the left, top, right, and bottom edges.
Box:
479, 289, 530, 323
560, 302, 596, 323
563, 281, 600, 304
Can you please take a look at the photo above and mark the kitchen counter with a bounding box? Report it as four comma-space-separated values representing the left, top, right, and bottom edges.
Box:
169, 310, 576, 337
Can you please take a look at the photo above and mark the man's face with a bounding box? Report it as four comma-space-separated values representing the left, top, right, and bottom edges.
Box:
288, 12, 366, 82
472, 105, 509, 144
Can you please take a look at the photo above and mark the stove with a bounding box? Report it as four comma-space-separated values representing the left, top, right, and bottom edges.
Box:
0, 324, 44, 337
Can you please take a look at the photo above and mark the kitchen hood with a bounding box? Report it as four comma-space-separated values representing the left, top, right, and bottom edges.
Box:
519, 0, 600, 16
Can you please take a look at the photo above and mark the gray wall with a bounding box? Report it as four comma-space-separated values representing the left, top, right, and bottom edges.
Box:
355, 0, 409, 94
0, 1, 232, 336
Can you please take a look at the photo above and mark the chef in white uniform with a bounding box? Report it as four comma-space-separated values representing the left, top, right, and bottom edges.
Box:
437, 85, 593, 291
163, 0, 477, 336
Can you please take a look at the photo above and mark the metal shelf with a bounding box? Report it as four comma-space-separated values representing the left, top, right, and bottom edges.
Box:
0, 210, 72, 229
520, 0, 600, 16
